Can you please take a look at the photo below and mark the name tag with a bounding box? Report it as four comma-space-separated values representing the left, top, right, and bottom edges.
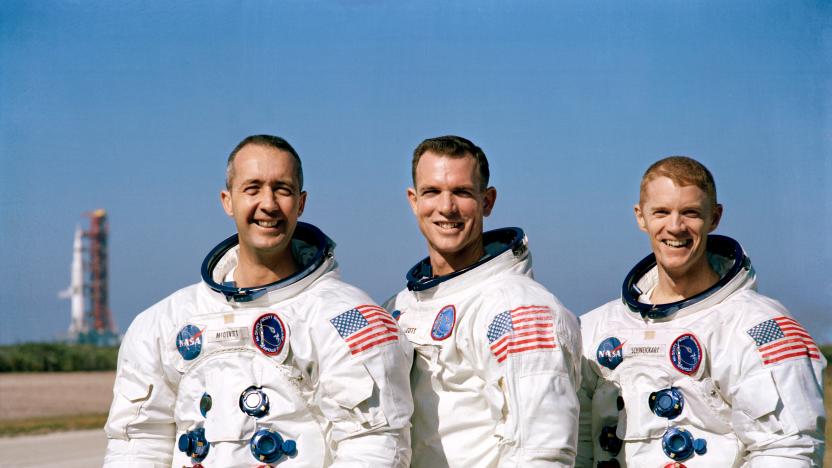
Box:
209, 327, 247, 344
625, 343, 666, 357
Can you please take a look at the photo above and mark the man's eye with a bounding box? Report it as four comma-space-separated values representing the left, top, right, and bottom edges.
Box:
277, 187, 293, 196
244, 187, 258, 194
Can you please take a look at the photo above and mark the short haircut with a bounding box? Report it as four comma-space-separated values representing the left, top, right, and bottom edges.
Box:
225, 134, 304, 191
640, 156, 717, 207
411, 135, 490, 191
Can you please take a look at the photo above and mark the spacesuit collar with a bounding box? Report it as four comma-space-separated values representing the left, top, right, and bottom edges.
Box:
201, 222, 336, 303
622, 234, 756, 320
406, 227, 530, 295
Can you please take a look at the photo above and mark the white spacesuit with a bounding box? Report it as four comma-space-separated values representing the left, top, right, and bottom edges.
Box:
578, 235, 826, 467
385, 227, 582, 468
104, 222, 414, 468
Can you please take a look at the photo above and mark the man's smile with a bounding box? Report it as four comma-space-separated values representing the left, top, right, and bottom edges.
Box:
255, 219, 282, 229
434, 221, 464, 230
661, 239, 692, 248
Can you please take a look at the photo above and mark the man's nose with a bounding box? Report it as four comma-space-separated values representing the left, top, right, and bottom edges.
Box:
438, 192, 457, 214
667, 213, 685, 232
259, 190, 279, 211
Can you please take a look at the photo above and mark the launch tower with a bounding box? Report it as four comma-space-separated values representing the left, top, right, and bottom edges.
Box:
60, 209, 119, 346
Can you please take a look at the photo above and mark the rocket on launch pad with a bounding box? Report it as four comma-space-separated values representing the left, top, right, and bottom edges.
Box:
58, 225, 85, 339
59, 210, 119, 346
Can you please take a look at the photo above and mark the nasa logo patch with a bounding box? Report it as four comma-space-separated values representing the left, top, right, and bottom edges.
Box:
430, 305, 456, 341
391, 310, 402, 321
252, 313, 286, 356
176, 324, 203, 360
670, 333, 702, 375
596, 337, 625, 370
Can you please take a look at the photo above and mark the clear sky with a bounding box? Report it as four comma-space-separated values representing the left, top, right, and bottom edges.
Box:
1, 1, 829, 344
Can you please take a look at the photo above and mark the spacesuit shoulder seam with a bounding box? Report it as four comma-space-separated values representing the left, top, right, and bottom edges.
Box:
723, 292, 791, 330
166, 282, 202, 303
578, 300, 621, 331
309, 283, 380, 322
381, 288, 407, 311
480, 274, 556, 306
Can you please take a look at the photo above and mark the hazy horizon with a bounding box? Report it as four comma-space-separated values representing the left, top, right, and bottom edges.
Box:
1, 1, 829, 344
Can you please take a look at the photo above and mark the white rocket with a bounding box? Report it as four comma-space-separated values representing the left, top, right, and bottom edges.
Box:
59, 225, 86, 338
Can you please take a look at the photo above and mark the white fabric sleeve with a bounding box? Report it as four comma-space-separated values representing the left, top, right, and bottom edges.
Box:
103, 307, 177, 467
729, 322, 826, 467
315, 303, 414, 468
575, 352, 598, 468
476, 297, 581, 468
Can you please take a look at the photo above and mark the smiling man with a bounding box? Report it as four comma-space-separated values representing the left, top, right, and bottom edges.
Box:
577, 156, 826, 467
104, 134, 413, 467
385, 135, 582, 467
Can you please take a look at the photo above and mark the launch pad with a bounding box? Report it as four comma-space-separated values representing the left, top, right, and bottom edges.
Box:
60, 209, 119, 346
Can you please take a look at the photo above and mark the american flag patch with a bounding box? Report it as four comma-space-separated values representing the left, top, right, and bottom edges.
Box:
746, 316, 821, 366
330, 305, 399, 355
487, 305, 556, 363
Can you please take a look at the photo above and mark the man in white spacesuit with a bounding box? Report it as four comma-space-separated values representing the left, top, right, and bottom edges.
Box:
385, 135, 582, 467
578, 156, 826, 467
104, 135, 414, 467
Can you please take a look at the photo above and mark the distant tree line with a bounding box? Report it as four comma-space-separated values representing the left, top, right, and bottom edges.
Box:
0, 342, 828, 373
0, 343, 118, 372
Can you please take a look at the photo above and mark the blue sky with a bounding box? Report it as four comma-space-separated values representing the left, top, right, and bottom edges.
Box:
1, 1, 829, 344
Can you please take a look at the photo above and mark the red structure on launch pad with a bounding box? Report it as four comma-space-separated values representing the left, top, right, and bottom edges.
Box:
63, 209, 119, 345
84, 209, 117, 343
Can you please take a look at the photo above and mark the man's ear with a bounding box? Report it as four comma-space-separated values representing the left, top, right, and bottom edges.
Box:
297, 191, 307, 217
483, 187, 497, 217
221, 190, 234, 217
709, 203, 723, 232
634, 204, 647, 232
407, 187, 418, 216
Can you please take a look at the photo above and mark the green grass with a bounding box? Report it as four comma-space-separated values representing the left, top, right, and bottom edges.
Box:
0, 343, 118, 372
820, 344, 832, 361
0, 413, 108, 436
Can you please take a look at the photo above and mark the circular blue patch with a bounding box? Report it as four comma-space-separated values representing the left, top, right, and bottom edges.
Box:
176, 324, 203, 360
391, 310, 402, 321
661, 427, 695, 461
670, 333, 702, 375
598, 425, 622, 455
596, 337, 625, 370
252, 313, 286, 356
693, 437, 707, 455
430, 305, 456, 341
250, 428, 296, 463
239, 386, 269, 417
199, 392, 212, 417
178, 427, 209, 462
649, 387, 684, 419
